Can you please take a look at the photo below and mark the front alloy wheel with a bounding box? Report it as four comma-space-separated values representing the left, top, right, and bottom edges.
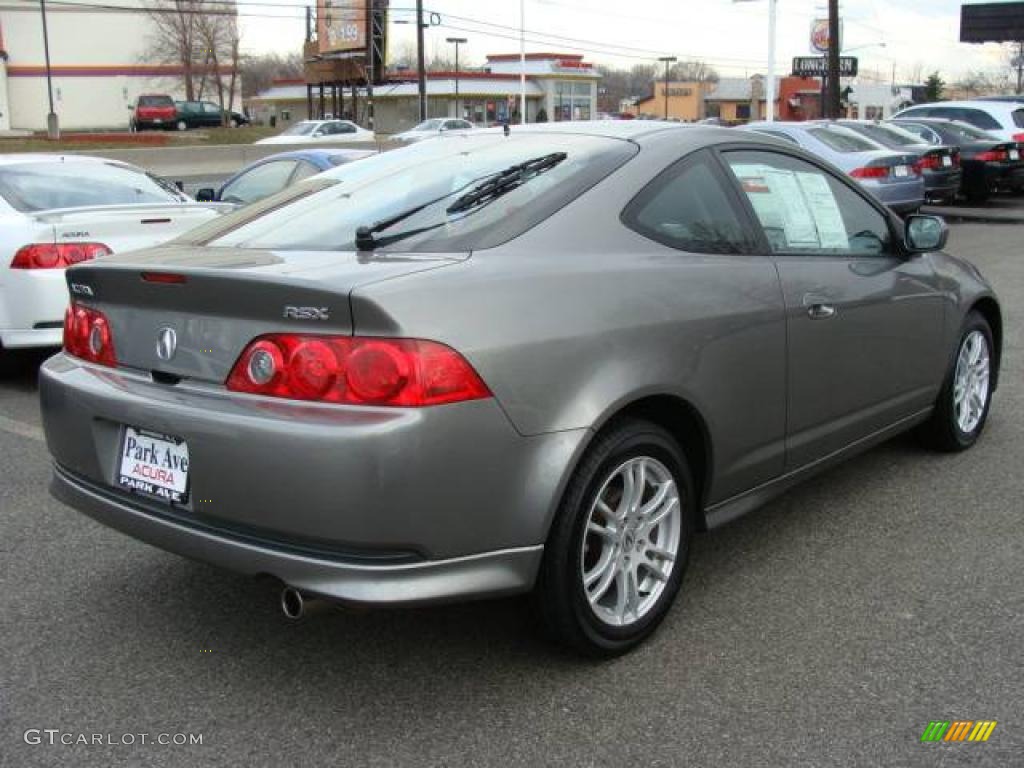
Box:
921, 310, 995, 451
537, 419, 694, 656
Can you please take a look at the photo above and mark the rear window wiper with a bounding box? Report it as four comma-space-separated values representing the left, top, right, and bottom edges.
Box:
354, 152, 568, 250
445, 152, 567, 214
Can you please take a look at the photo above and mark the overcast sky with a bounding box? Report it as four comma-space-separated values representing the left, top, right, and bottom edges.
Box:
238, 0, 1019, 84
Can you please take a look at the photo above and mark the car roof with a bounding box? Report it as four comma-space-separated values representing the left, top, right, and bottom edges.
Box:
256, 148, 374, 163
902, 100, 1020, 113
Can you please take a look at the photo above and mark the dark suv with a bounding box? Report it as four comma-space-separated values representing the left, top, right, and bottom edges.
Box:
131, 94, 176, 131
173, 100, 250, 130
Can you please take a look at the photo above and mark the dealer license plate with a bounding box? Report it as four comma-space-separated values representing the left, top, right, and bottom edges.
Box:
894, 165, 910, 177
118, 426, 190, 503
1010, 149, 1020, 160
942, 155, 952, 167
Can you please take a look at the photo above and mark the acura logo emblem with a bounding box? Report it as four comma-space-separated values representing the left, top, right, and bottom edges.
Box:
156, 328, 177, 361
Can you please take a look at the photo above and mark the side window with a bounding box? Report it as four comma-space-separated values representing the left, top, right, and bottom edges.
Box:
622, 152, 753, 254
723, 150, 892, 257
957, 108, 1001, 130
203, 102, 221, 114
289, 161, 321, 184
220, 161, 298, 205
897, 123, 939, 144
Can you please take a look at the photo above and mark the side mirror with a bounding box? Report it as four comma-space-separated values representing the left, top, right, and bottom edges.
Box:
195, 188, 217, 202
312, 131, 324, 138
904, 214, 948, 254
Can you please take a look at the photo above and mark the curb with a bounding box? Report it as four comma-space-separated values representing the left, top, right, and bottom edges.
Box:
922, 205, 1024, 224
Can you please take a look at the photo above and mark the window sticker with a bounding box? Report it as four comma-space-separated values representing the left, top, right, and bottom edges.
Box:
731, 163, 850, 251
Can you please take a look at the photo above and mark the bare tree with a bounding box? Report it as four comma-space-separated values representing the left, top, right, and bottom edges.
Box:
143, 0, 242, 116
239, 52, 304, 99
670, 60, 719, 83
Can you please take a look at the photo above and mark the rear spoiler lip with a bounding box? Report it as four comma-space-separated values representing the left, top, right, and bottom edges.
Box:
31, 201, 235, 222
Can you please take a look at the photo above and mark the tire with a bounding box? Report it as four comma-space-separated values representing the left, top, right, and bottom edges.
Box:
920, 311, 995, 452
229, 118, 240, 128
536, 418, 695, 657
176, 119, 188, 131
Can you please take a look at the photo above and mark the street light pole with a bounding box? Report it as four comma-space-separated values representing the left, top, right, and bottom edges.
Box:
446, 37, 466, 119
765, 0, 776, 121
39, 0, 59, 139
416, 0, 427, 121
519, 0, 526, 123
658, 56, 676, 120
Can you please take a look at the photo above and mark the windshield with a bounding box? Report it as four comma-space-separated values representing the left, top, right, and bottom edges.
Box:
808, 126, 878, 152
1014, 109, 1024, 128
191, 133, 637, 253
281, 122, 318, 136
138, 95, 173, 107
850, 123, 923, 148
0, 161, 180, 212
412, 119, 445, 132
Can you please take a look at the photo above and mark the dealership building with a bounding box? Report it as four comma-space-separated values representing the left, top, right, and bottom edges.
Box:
0, 1, 236, 132
247, 52, 601, 133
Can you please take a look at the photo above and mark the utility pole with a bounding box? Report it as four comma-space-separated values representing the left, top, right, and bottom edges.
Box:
40, 0, 59, 139
446, 37, 466, 119
765, 0, 776, 121
1016, 40, 1024, 95
658, 56, 676, 120
826, 0, 841, 118
416, 0, 427, 121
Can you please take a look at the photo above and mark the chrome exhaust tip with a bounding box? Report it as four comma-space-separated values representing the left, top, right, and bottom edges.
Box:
280, 587, 306, 620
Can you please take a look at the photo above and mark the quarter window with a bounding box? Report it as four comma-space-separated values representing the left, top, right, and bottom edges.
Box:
220, 160, 298, 205
623, 153, 752, 254
724, 150, 892, 257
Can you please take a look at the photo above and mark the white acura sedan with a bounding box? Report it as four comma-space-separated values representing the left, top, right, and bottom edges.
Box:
254, 120, 376, 145
0, 155, 228, 351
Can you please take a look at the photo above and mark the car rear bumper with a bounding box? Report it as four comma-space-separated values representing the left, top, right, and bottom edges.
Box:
0, 268, 69, 348
40, 353, 586, 602
51, 464, 543, 605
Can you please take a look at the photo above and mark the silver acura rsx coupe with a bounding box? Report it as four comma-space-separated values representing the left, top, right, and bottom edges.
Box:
40, 122, 1001, 656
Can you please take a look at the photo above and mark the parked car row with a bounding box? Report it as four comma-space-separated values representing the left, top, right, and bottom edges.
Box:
739, 103, 1024, 212
131, 94, 249, 132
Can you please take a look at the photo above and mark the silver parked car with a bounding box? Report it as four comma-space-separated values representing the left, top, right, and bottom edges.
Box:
41, 123, 1001, 656
739, 121, 926, 214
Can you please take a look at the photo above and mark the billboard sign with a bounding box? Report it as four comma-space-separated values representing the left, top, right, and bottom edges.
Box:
318, 0, 368, 54
792, 56, 859, 77
960, 2, 1024, 43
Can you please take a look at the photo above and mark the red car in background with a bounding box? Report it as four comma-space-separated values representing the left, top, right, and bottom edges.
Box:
130, 94, 176, 131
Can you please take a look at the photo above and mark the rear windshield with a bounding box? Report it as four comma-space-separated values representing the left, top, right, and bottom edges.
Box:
138, 95, 173, 107
1013, 109, 1024, 128
412, 119, 445, 131
191, 133, 637, 253
808, 126, 877, 152
945, 121, 999, 141
0, 161, 179, 212
848, 122, 922, 147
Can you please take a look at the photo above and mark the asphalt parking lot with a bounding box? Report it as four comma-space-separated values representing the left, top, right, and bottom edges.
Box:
1, 222, 1021, 767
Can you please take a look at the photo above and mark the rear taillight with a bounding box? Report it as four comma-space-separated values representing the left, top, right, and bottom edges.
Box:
63, 303, 117, 367
226, 335, 492, 407
976, 149, 1008, 163
11, 242, 111, 269
914, 155, 941, 172
850, 166, 889, 179
1013, 132, 1024, 142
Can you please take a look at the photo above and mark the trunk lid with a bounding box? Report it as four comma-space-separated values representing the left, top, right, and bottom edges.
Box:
36, 203, 230, 255
66, 244, 464, 383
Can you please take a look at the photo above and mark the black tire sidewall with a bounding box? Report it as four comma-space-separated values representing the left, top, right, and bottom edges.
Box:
543, 420, 695, 655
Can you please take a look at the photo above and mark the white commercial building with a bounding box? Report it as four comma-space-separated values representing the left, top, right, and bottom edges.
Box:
0, 1, 235, 132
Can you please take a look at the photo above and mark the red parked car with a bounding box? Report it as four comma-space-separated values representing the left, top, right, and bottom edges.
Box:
130, 94, 176, 131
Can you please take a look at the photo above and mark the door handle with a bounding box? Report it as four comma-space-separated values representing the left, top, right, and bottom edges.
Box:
806, 303, 837, 319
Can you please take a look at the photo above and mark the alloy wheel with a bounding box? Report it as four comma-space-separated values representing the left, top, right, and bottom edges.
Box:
953, 329, 990, 434
580, 456, 681, 627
